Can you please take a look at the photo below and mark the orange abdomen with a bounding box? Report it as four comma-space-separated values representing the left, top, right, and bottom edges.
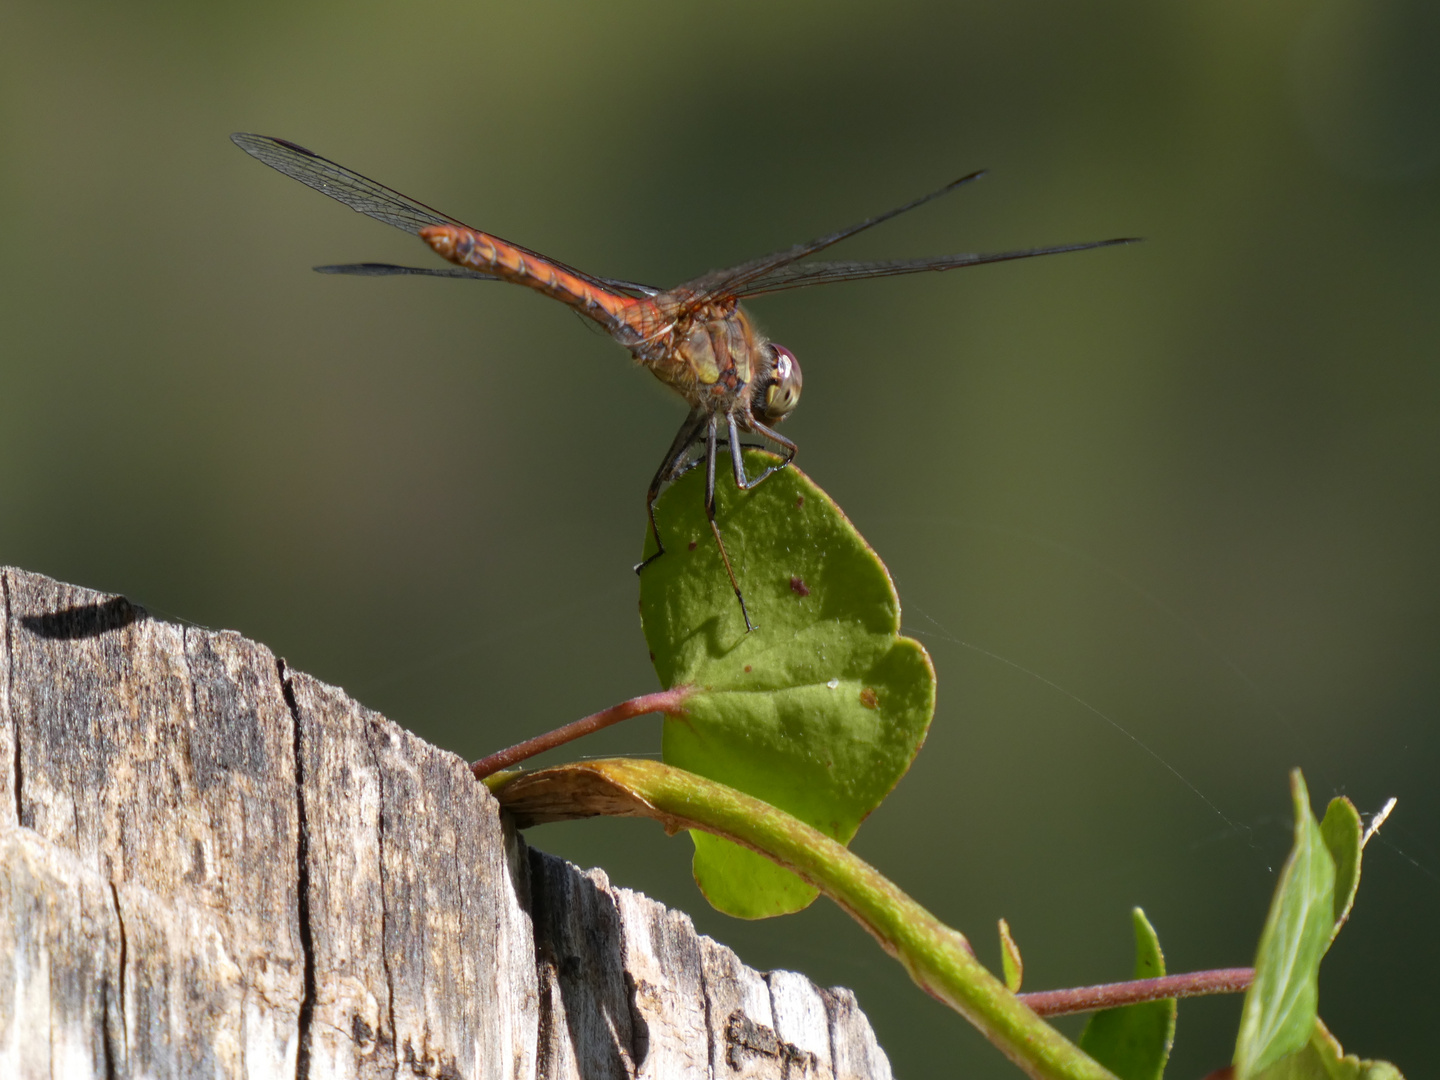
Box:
420, 225, 639, 326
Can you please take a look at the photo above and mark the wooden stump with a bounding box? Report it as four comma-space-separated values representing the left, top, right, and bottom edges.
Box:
0, 567, 893, 1079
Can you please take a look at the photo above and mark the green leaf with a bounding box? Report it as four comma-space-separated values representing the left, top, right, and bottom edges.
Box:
640, 451, 936, 918
1077, 908, 1176, 1080
1251, 1019, 1406, 1080
998, 918, 1024, 993
1318, 797, 1362, 941
1234, 771, 1337, 1079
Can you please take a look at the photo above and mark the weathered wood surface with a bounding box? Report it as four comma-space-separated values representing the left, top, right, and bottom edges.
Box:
0, 567, 894, 1079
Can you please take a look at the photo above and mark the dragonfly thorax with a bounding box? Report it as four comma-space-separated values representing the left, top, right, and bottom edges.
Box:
657, 304, 800, 429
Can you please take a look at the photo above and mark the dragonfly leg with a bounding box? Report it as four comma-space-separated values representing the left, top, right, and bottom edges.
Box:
728, 416, 798, 491
635, 409, 706, 574
705, 415, 756, 632
712, 429, 767, 456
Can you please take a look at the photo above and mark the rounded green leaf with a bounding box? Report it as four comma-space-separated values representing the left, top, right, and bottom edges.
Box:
639, 452, 936, 918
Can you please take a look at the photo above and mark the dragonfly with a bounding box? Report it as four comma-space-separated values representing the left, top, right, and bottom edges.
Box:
231, 133, 1133, 632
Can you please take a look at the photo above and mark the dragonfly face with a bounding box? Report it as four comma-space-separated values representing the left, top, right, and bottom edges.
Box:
230, 132, 1131, 633
753, 344, 802, 426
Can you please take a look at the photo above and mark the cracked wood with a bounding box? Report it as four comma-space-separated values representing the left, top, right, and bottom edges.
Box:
0, 567, 893, 1079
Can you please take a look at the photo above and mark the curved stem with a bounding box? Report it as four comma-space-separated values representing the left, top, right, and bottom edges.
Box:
492, 759, 1120, 1080
469, 687, 692, 779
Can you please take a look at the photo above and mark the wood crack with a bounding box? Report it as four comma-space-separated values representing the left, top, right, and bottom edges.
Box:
823, 989, 839, 1080
697, 951, 715, 1080
371, 726, 399, 1068
279, 660, 317, 1080
104, 879, 126, 1080
3, 571, 20, 826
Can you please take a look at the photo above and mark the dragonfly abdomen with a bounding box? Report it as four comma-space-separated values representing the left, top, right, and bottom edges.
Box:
420, 224, 636, 325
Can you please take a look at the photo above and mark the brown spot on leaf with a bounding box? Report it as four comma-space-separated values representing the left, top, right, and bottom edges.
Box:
687, 540, 698, 551
789, 576, 810, 597
859, 687, 879, 709
744, 665, 752, 673
795, 496, 805, 509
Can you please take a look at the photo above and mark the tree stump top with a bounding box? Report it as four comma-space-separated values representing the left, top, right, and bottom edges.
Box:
0, 566, 893, 1079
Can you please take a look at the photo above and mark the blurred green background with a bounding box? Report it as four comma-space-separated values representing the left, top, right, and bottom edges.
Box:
3, 1, 1436, 1075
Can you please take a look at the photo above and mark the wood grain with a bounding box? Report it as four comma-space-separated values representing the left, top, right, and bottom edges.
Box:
0, 567, 893, 1079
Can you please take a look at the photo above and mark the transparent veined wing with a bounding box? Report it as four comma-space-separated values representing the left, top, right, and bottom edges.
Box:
230, 133, 639, 298
659, 170, 988, 308
731, 238, 1139, 298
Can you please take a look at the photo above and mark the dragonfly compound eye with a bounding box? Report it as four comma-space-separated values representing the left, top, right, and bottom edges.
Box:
756, 344, 802, 423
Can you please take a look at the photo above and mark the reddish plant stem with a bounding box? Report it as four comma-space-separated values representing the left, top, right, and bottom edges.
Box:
1018, 967, 1254, 1018
470, 686, 693, 779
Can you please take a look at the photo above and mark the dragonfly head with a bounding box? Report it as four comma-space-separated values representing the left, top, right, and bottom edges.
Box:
754, 344, 802, 424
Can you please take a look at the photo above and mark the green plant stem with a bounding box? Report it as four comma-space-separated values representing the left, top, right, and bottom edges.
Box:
492, 758, 1119, 1080
470, 687, 691, 779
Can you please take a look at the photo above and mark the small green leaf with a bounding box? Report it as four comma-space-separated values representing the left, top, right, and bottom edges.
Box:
1251, 1019, 1406, 1080
640, 452, 936, 918
1234, 771, 1337, 1079
998, 918, 1024, 993
1077, 907, 1176, 1080
1318, 797, 1362, 941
